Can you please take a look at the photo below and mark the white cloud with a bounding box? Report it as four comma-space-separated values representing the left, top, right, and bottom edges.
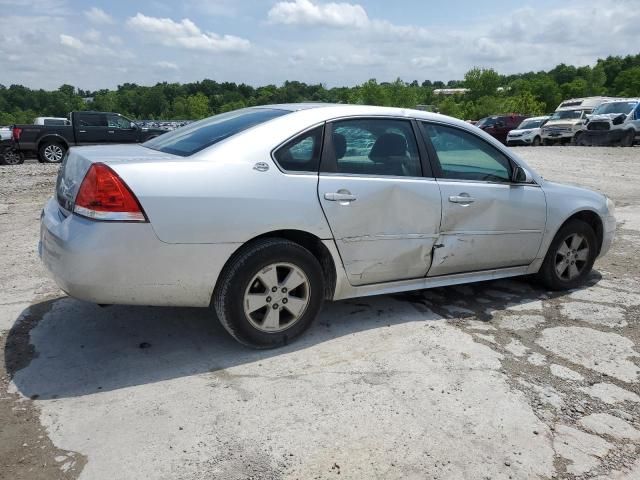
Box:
154, 61, 178, 70
268, 0, 369, 28
60, 34, 83, 49
127, 13, 250, 52
84, 7, 114, 25
411, 56, 447, 70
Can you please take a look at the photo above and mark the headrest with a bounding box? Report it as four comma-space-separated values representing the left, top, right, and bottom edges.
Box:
369, 133, 407, 160
333, 133, 347, 159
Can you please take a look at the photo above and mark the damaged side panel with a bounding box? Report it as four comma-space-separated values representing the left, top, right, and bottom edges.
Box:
318, 175, 442, 286
428, 181, 547, 277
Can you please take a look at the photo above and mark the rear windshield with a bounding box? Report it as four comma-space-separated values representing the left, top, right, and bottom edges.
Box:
143, 108, 290, 157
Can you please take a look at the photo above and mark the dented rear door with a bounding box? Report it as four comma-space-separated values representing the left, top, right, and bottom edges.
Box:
318, 117, 442, 286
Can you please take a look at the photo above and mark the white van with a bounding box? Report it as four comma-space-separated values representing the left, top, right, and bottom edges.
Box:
541, 97, 616, 145
582, 99, 640, 147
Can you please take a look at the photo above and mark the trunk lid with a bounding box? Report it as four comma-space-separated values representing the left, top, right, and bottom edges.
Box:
56, 144, 179, 213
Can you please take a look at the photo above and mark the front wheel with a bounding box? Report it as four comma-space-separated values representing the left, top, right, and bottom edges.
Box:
39, 141, 66, 163
536, 219, 597, 290
572, 132, 585, 146
621, 129, 635, 147
213, 238, 325, 348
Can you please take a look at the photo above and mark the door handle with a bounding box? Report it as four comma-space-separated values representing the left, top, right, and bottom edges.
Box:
108, 130, 115, 134
449, 194, 475, 204
324, 192, 356, 202
79, 130, 87, 133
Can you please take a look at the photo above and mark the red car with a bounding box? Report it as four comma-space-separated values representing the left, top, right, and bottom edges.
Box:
476, 115, 527, 144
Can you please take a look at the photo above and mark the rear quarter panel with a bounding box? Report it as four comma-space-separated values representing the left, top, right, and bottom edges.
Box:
110, 130, 333, 244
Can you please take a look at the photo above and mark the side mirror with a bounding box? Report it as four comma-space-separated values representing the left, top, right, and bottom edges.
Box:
512, 165, 533, 184
130, 122, 137, 129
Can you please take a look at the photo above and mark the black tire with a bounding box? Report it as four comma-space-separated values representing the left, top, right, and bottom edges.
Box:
572, 132, 584, 146
536, 219, 598, 290
0, 148, 24, 165
621, 129, 635, 147
213, 238, 325, 348
38, 141, 66, 163
532, 136, 541, 147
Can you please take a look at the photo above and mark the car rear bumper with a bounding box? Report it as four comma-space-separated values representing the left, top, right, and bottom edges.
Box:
39, 198, 240, 307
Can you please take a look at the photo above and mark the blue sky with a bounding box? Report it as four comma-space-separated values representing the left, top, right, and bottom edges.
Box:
1, 0, 639, 90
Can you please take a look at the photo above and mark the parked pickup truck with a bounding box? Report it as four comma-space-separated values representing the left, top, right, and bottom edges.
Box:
12, 111, 167, 163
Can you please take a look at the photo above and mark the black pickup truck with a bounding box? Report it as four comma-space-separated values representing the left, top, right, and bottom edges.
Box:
12, 111, 167, 163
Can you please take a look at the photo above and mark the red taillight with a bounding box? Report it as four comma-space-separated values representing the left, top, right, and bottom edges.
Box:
12, 127, 22, 141
74, 163, 147, 222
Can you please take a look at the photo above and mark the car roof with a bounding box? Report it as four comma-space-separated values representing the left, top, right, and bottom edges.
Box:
253, 102, 469, 125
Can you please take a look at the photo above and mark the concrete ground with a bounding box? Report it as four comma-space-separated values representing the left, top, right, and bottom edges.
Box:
1, 146, 639, 480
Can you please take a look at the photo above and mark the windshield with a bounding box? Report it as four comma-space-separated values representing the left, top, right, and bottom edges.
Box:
143, 108, 290, 157
518, 119, 545, 129
592, 101, 638, 115
550, 110, 584, 120
476, 117, 499, 127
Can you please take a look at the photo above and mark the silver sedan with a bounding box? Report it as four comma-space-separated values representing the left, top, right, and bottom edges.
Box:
40, 104, 616, 347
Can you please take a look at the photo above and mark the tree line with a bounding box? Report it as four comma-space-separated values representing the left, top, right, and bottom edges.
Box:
1, 53, 639, 125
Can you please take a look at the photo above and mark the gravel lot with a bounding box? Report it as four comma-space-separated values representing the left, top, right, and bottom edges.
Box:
1, 147, 639, 479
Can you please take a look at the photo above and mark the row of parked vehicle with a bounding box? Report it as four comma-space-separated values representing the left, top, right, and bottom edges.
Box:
0, 111, 168, 165
473, 96, 640, 148
1, 98, 638, 165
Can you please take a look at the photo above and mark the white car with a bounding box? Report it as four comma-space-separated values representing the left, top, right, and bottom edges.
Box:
506, 116, 549, 147
583, 99, 640, 146
40, 104, 616, 348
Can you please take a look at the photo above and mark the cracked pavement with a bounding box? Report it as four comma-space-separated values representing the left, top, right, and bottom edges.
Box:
1, 147, 639, 479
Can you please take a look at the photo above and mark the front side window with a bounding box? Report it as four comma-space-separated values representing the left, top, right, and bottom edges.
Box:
422, 123, 512, 183
329, 118, 421, 177
107, 114, 133, 129
273, 126, 323, 172
144, 108, 290, 157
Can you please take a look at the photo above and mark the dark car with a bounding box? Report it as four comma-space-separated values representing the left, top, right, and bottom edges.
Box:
12, 111, 166, 163
476, 115, 527, 144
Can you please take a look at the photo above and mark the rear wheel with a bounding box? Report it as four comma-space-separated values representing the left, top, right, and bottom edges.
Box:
532, 136, 541, 147
39, 141, 66, 163
213, 238, 324, 348
0, 148, 24, 165
537, 219, 597, 290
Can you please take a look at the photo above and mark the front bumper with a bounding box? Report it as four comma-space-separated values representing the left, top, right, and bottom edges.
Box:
599, 214, 617, 258
39, 198, 240, 307
582, 129, 627, 146
507, 137, 534, 146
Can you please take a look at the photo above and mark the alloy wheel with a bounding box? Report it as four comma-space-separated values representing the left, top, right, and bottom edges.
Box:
3, 150, 22, 165
243, 263, 310, 332
555, 233, 590, 280
44, 144, 64, 162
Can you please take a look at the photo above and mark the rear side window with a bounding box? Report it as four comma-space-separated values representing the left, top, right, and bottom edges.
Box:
273, 126, 323, 172
328, 118, 422, 177
77, 113, 107, 127
144, 108, 290, 157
